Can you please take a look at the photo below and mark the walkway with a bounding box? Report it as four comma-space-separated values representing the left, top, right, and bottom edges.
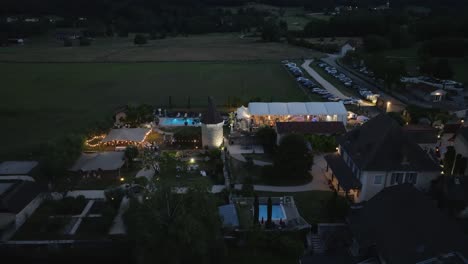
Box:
230, 152, 273, 166
109, 196, 129, 235
301, 59, 349, 99
68, 200, 95, 235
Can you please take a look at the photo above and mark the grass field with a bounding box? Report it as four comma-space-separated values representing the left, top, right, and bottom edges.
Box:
0, 34, 320, 62
0, 61, 309, 157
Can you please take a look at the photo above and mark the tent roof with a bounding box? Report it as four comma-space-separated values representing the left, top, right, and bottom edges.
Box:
70, 152, 125, 172
102, 128, 151, 143
244, 102, 347, 116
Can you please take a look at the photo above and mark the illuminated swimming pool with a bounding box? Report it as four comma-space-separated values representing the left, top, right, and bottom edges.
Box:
258, 204, 286, 221
160, 118, 200, 127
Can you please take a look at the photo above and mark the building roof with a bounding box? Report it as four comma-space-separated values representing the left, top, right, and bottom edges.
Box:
349, 184, 468, 264
402, 124, 438, 144
276, 122, 346, 135
218, 204, 239, 228
457, 127, 468, 143
0, 180, 42, 214
0, 161, 38, 175
70, 152, 125, 172
443, 123, 462, 134
325, 153, 362, 191
201, 97, 223, 124
101, 128, 151, 143
337, 114, 439, 171
245, 102, 347, 116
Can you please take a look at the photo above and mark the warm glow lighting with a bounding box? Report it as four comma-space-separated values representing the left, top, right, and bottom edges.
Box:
335, 147, 339, 152
190, 158, 195, 163
120, 177, 125, 182
387, 101, 391, 105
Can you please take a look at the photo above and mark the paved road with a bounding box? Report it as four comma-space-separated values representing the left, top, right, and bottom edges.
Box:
322, 55, 406, 112
301, 59, 349, 100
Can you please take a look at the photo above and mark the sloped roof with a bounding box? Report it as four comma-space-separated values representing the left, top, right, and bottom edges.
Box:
276, 122, 346, 135
70, 152, 125, 172
201, 97, 223, 124
102, 128, 151, 143
337, 114, 439, 171
0, 161, 38, 175
0, 180, 42, 214
349, 185, 468, 264
402, 124, 438, 144
457, 127, 468, 143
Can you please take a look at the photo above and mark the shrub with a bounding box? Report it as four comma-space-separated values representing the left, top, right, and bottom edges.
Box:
134, 34, 148, 45
79, 37, 91, 46
63, 38, 73, 47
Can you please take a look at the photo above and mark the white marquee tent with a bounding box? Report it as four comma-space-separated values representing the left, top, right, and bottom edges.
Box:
239, 102, 347, 124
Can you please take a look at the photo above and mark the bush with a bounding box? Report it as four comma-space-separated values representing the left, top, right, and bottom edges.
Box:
256, 126, 277, 155
305, 135, 337, 153
105, 188, 125, 209
134, 34, 148, 45
63, 38, 72, 47
133, 176, 148, 186
79, 37, 91, 46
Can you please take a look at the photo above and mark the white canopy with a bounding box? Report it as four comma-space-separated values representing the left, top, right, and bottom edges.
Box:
245, 102, 347, 116
236, 106, 250, 119
102, 128, 151, 143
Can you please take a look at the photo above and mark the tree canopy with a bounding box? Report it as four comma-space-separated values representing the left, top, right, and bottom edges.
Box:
274, 134, 313, 180
125, 182, 224, 264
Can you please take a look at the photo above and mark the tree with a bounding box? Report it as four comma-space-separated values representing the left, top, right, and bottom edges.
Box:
79, 37, 91, 46
363, 35, 390, 53
134, 34, 147, 45
261, 18, 280, 42
444, 146, 456, 175
125, 146, 139, 168
266, 197, 272, 228
253, 195, 259, 225
256, 126, 277, 155
274, 134, 313, 180
433, 59, 454, 80
39, 134, 84, 187
124, 183, 224, 264
63, 38, 72, 47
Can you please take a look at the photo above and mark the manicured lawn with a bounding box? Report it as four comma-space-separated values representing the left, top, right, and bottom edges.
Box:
256, 191, 347, 224
0, 61, 308, 158
230, 157, 311, 186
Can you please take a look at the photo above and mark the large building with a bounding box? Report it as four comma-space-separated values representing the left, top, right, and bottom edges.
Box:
201, 97, 224, 149
349, 185, 468, 263
325, 114, 440, 202
236, 102, 347, 130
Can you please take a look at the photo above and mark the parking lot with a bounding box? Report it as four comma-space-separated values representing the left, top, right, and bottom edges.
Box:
283, 60, 361, 105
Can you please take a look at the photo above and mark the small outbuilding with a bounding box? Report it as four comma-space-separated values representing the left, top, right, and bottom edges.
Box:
430, 89, 447, 102
0, 161, 39, 178
70, 152, 125, 179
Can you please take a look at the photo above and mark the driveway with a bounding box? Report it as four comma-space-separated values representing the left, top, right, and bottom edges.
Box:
301, 59, 349, 100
